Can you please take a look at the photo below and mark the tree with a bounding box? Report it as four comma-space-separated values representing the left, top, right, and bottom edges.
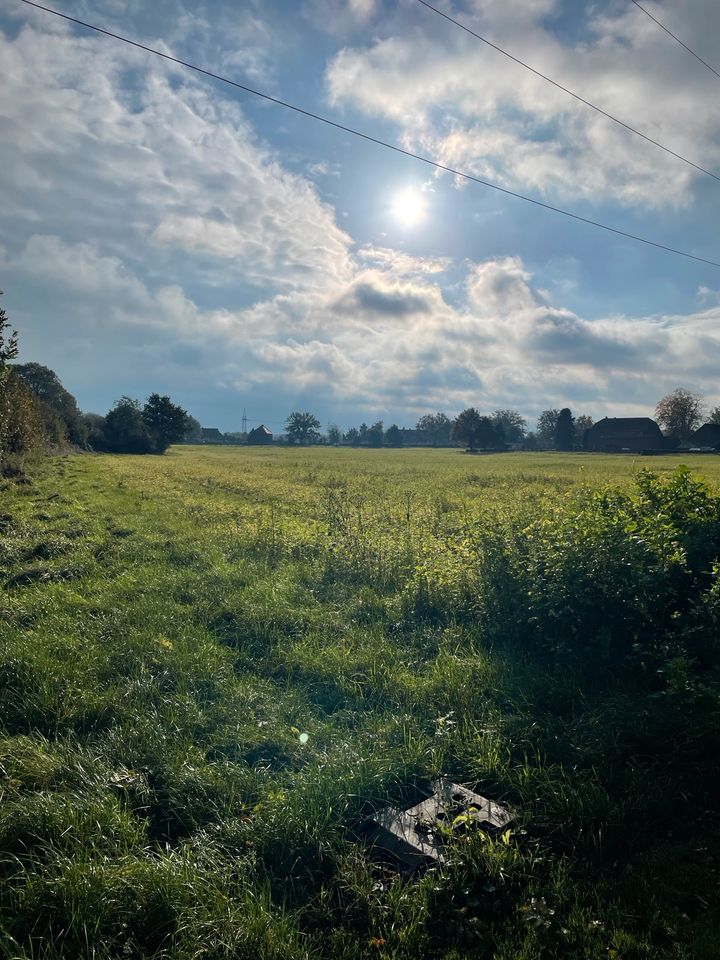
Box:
327, 424, 342, 445
574, 414, 594, 449
0, 291, 18, 375
451, 408, 501, 451
385, 424, 403, 447
0, 293, 44, 464
80, 413, 108, 450
183, 415, 202, 442
142, 394, 189, 453
344, 426, 360, 446
555, 407, 574, 451
536, 409, 560, 449
13, 362, 81, 441
491, 409, 527, 444
104, 397, 153, 454
416, 412, 451, 447
708, 406, 720, 425
366, 421, 384, 447
655, 388, 705, 439
286, 411, 321, 444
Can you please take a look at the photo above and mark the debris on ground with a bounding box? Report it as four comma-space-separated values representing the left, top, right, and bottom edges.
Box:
362, 777, 514, 873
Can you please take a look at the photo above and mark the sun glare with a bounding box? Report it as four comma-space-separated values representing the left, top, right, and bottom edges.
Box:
391, 186, 428, 227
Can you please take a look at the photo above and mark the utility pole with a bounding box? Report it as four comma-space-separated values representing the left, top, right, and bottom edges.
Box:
242, 408, 247, 434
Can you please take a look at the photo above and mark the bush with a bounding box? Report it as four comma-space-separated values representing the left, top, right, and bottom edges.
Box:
412, 467, 720, 672
0, 299, 69, 469
515, 468, 720, 665
0, 373, 48, 464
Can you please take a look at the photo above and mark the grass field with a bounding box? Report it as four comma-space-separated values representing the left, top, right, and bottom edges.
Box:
1, 447, 720, 959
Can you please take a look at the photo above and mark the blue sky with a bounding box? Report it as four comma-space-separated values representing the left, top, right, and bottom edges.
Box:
2, 0, 720, 432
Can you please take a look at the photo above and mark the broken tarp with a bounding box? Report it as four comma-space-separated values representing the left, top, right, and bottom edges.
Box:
363, 778, 513, 872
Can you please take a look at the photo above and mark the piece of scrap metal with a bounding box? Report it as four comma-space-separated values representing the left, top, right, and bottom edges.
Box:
363, 777, 513, 872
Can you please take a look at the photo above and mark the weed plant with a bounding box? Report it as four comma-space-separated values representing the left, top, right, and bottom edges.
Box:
1, 448, 719, 958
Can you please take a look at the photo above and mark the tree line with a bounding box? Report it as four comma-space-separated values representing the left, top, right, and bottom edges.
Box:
287, 390, 716, 450
2, 292, 716, 472
0, 296, 191, 472
286, 407, 593, 450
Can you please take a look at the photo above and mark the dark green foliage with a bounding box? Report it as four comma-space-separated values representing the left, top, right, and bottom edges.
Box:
95, 395, 189, 454
286, 411, 321, 444
418, 467, 720, 675
0, 290, 19, 370
102, 397, 153, 453
554, 407, 574, 451
182, 414, 202, 442
536, 408, 560, 449
384, 424, 403, 447
12, 363, 82, 443
416, 412, 452, 446
80, 412, 108, 450
366, 421, 384, 447
342, 422, 386, 447
142, 393, 189, 453
0, 296, 61, 469
574, 413, 593, 448
327, 424, 342, 445
451, 408, 503, 451
491, 409, 526, 443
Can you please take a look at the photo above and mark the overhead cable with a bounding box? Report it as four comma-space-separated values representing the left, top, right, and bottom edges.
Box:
414, 0, 720, 184
629, 0, 720, 81
16, 0, 720, 269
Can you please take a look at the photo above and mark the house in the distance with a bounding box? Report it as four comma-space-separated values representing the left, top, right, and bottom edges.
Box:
200, 427, 225, 444
584, 417, 664, 452
247, 424, 273, 445
687, 423, 720, 450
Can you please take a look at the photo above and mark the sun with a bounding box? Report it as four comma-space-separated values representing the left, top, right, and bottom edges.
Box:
391, 186, 428, 227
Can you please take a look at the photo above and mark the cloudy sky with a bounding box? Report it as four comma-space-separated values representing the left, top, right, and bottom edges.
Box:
2, 0, 720, 432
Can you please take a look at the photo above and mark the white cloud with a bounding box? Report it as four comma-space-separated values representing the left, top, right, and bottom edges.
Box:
0, 20, 353, 294
357, 245, 451, 275
326, 0, 720, 208
7, 227, 720, 422
11, 235, 148, 304
303, 0, 380, 36
4, 6, 720, 427
224, 248, 720, 419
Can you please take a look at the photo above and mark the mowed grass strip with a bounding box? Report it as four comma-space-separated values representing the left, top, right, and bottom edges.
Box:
1, 447, 719, 959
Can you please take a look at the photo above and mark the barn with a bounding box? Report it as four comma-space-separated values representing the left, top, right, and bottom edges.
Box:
200, 427, 224, 444
247, 424, 273, 445
584, 417, 664, 452
688, 423, 720, 450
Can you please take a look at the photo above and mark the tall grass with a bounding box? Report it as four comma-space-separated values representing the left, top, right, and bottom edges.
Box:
1, 448, 719, 958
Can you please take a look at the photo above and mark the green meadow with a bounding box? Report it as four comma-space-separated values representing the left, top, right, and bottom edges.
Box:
1, 447, 719, 959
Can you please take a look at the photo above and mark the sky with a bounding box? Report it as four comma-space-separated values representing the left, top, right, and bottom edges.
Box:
2, 0, 720, 433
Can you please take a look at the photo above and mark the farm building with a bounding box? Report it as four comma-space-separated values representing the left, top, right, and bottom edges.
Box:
688, 423, 720, 450
584, 417, 664, 452
247, 424, 273, 445
200, 427, 225, 444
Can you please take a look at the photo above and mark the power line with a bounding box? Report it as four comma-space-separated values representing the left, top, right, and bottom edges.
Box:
413, 0, 720, 184
17, 0, 720, 269
629, 0, 720, 81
